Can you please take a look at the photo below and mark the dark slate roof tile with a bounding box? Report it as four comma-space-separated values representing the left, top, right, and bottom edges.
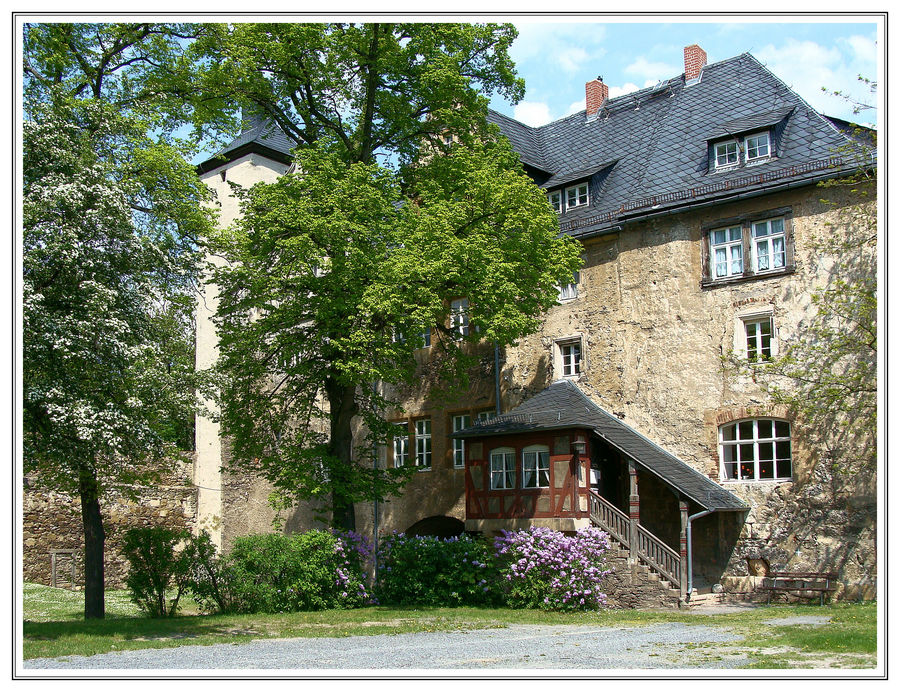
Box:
490, 52, 871, 238
454, 380, 747, 512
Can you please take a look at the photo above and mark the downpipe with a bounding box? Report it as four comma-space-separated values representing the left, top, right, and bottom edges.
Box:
686, 509, 713, 600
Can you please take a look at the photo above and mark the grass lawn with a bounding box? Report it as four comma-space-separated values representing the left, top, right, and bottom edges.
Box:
21, 583, 878, 668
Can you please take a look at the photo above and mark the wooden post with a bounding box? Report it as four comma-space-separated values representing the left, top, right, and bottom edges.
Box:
679, 499, 690, 601
628, 460, 639, 563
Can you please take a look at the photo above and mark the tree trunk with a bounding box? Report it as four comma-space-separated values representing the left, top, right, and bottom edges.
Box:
326, 378, 359, 531
78, 466, 105, 619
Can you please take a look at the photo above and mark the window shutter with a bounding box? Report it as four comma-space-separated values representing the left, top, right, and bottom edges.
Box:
700, 230, 711, 283
784, 215, 795, 269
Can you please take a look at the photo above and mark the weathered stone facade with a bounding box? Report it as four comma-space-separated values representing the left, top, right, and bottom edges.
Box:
22, 457, 198, 589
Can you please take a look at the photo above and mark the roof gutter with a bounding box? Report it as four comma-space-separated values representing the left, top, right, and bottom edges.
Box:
572, 164, 872, 242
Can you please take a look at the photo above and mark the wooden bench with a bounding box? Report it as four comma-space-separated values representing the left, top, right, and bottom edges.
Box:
761, 571, 839, 605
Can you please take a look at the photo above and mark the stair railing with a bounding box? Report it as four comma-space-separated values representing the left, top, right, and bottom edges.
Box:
588, 490, 681, 589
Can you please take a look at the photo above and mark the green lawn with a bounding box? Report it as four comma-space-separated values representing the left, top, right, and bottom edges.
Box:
21, 583, 878, 668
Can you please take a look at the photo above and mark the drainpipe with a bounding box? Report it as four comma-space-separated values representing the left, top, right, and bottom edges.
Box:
494, 343, 501, 415
686, 509, 713, 599
372, 382, 380, 583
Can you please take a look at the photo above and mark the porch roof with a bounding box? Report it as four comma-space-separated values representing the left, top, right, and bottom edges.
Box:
452, 380, 747, 512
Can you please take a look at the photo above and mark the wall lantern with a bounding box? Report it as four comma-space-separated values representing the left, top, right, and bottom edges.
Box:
571, 434, 587, 456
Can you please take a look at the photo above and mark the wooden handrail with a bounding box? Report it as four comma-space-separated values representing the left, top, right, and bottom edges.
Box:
588, 490, 682, 588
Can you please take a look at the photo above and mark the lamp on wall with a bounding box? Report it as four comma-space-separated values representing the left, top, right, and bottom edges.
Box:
571, 434, 587, 456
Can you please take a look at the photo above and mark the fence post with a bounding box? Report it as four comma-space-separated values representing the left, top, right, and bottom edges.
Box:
679, 499, 689, 601
628, 460, 639, 564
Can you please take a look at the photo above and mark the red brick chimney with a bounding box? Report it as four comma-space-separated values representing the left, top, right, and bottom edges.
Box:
684, 44, 707, 81
586, 76, 609, 117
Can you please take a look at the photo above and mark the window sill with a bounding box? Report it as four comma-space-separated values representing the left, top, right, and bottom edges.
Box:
701, 265, 795, 289
417, 466, 432, 473
720, 478, 793, 485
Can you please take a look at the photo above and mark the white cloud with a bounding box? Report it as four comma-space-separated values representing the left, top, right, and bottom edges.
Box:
608, 83, 641, 99
624, 56, 681, 83
513, 101, 553, 127
558, 47, 590, 73
567, 99, 585, 116
756, 38, 877, 121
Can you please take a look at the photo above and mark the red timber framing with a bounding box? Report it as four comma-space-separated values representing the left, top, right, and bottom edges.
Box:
464, 429, 591, 522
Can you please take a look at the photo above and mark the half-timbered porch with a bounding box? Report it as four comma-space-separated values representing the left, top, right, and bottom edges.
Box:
453, 380, 748, 600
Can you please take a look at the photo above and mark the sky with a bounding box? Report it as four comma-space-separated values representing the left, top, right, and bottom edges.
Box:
487, 17, 881, 129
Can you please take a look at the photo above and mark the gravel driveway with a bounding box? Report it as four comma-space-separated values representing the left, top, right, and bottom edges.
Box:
24, 622, 750, 671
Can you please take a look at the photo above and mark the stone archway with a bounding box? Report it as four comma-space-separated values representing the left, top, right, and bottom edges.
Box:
406, 515, 465, 538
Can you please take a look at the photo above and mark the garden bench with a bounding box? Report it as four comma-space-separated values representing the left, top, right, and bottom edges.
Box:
761, 571, 839, 605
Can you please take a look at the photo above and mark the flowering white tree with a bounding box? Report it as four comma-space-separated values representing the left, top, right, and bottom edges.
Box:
22, 21, 217, 619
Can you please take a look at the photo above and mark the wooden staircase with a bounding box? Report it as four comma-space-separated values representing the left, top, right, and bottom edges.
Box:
588, 490, 686, 602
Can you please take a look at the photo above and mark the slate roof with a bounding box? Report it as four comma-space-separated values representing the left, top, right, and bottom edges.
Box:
488, 52, 873, 239
452, 380, 747, 512
197, 116, 295, 174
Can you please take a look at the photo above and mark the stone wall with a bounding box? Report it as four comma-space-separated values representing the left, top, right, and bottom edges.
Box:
22, 457, 198, 589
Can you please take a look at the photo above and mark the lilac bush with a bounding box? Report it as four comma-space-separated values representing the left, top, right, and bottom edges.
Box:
494, 525, 612, 611
375, 532, 499, 606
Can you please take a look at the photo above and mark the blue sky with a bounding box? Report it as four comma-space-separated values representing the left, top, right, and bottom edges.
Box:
488, 17, 881, 128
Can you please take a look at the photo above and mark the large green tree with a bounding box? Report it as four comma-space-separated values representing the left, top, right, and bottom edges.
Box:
22, 23, 215, 618
202, 23, 582, 529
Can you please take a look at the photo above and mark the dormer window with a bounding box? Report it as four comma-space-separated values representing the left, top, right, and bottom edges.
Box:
566, 183, 589, 209
548, 190, 563, 213
745, 132, 771, 163
715, 141, 739, 169
713, 130, 773, 171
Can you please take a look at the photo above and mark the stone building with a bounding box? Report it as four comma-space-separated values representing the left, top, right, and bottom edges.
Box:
192, 45, 877, 603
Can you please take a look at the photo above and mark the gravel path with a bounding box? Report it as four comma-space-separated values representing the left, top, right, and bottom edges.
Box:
24, 622, 750, 671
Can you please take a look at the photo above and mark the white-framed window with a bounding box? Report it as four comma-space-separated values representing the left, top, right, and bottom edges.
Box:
751, 218, 786, 273
710, 225, 744, 278
415, 418, 432, 469
420, 327, 431, 348
713, 131, 772, 171
452, 414, 471, 468
558, 271, 580, 301
744, 316, 774, 362
565, 183, 589, 209
450, 298, 470, 339
522, 445, 550, 488
719, 419, 792, 481
490, 447, 516, 490
745, 131, 771, 163
556, 338, 582, 378
715, 140, 738, 169
393, 422, 408, 467
548, 190, 562, 213
704, 213, 792, 285
476, 410, 493, 423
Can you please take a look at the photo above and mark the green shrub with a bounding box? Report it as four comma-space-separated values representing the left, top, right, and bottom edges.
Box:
189, 530, 371, 614
375, 533, 499, 607
121, 526, 192, 617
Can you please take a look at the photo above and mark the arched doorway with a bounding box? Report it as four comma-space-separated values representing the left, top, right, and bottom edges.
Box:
406, 515, 465, 538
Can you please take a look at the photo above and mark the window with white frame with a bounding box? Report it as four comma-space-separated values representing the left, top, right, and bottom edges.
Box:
745, 131, 771, 162
744, 316, 774, 362
711, 225, 744, 278
719, 419, 792, 481
703, 212, 792, 285
558, 271, 580, 301
415, 418, 432, 469
548, 190, 562, 213
476, 410, 493, 423
713, 130, 773, 171
565, 183, 589, 210
450, 298, 470, 339
751, 218, 786, 273
555, 338, 582, 378
490, 447, 516, 489
715, 140, 738, 169
393, 422, 408, 467
420, 327, 431, 348
451, 414, 471, 468
522, 445, 550, 488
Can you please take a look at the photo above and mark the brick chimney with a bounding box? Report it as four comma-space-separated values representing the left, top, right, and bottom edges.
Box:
684, 44, 707, 82
586, 76, 609, 117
